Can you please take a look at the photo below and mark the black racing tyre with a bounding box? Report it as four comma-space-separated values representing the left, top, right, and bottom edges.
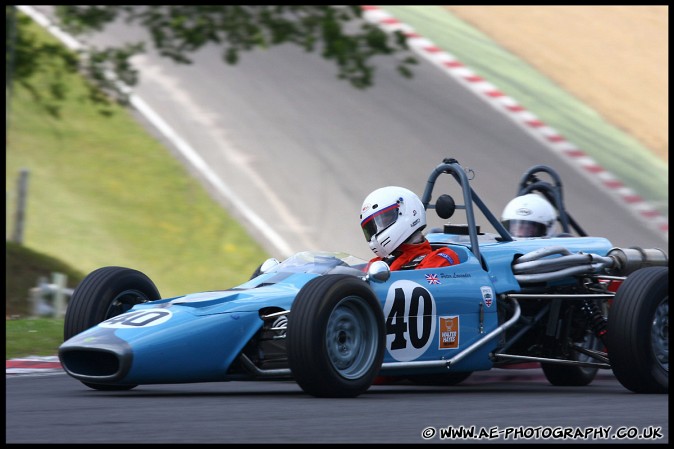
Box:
607, 267, 668, 394
287, 274, 385, 398
407, 371, 473, 386
541, 329, 602, 386
64, 266, 161, 341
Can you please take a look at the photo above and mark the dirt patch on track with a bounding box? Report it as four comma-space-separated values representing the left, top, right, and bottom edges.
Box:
445, 6, 668, 163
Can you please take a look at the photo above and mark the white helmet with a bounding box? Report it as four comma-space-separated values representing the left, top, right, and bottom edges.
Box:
360, 186, 426, 257
501, 193, 556, 237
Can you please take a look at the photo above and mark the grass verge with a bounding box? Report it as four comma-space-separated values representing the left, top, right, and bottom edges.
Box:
6, 318, 64, 360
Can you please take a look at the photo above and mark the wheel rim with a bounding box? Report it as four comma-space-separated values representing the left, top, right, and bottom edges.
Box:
325, 296, 378, 380
572, 330, 602, 374
651, 297, 668, 372
104, 289, 150, 319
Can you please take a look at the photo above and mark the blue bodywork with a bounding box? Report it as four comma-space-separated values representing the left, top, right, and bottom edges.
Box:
60, 233, 613, 385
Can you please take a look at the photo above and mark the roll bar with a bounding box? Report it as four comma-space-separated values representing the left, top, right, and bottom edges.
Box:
515, 165, 587, 236
420, 158, 514, 262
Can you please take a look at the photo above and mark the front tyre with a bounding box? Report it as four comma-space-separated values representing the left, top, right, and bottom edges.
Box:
64, 266, 161, 341
63, 267, 160, 392
287, 275, 385, 398
607, 267, 668, 394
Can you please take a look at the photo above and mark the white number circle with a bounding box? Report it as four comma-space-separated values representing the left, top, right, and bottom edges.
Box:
383, 280, 436, 361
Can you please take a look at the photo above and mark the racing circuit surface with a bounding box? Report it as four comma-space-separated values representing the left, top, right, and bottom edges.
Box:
8, 7, 668, 445
6, 369, 668, 444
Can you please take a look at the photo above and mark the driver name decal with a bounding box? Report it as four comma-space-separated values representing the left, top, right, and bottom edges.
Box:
383, 280, 436, 361
439, 272, 471, 279
100, 308, 172, 328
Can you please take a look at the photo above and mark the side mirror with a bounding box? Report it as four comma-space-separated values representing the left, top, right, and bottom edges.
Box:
435, 194, 456, 219
364, 260, 390, 283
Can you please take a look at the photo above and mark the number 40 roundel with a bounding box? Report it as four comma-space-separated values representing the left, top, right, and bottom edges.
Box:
382, 280, 436, 362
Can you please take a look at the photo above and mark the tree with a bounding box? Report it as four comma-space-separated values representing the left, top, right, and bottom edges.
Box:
6, 6, 84, 119
6, 5, 122, 119
7, 5, 417, 116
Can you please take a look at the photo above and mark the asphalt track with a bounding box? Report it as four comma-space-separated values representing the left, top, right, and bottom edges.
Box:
6, 368, 668, 444
7, 6, 669, 445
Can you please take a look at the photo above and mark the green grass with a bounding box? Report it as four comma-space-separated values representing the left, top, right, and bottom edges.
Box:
6, 10, 269, 359
6, 318, 65, 360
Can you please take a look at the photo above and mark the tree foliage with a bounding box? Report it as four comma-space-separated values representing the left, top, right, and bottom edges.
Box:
7, 5, 417, 116
6, 6, 83, 117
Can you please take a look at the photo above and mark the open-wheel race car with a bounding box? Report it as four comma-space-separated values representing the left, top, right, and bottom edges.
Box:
59, 158, 668, 397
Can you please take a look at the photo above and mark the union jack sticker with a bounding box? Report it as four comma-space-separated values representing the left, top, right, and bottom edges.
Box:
425, 273, 441, 285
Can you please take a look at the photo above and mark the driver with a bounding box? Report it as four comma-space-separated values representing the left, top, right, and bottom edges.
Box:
360, 186, 461, 270
501, 193, 556, 237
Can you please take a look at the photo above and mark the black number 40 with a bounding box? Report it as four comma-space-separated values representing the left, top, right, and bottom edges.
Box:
385, 287, 433, 350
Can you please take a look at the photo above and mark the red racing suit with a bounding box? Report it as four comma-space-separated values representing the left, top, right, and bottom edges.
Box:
366, 239, 460, 271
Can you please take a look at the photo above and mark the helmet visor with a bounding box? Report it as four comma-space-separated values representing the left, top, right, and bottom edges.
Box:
361, 204, 399, 241
503, 219, 547, 238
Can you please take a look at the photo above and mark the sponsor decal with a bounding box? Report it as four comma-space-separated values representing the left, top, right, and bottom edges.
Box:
439, 316, 459, 349
436, 252, 456, 265
481, 286, 494, 308
425, 273, 441, 285
516, 207, 532, 216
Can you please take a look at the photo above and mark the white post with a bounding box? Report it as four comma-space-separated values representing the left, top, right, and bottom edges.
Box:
28, 287, 41, 317
12, 168, 29, 244
52, 272, 68, 318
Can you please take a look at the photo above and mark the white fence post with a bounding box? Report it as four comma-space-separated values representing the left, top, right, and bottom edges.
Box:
52, 272, 68, 318
11, 168, 29, 244
30, 272, 74, 318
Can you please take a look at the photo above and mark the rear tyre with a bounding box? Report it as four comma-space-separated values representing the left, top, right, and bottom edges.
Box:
287, 275, 385, 398
607, 267, 668, 393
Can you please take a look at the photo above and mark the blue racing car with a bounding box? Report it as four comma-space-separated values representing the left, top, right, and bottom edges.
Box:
59, 158, 668, 397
